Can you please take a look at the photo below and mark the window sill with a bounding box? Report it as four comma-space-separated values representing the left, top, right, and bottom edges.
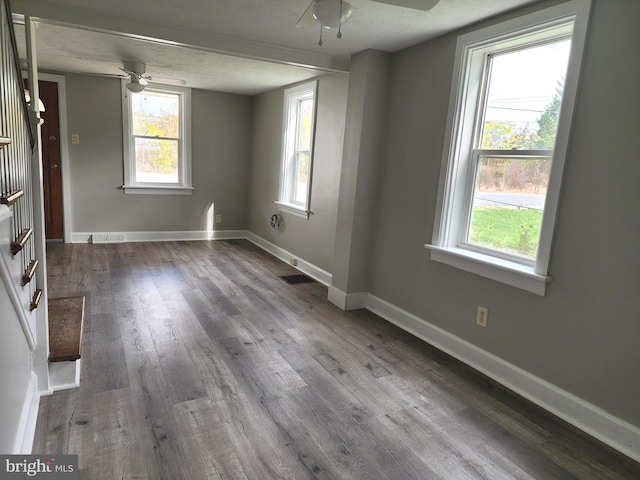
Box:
122, 185, 194, 195
275, 201, 310, 220
424, 244, 551, 296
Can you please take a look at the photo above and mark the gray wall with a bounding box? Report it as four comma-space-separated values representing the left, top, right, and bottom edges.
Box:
368, 0, 640, 426
247, 74, 349, 273
332, 50, 391, 294
65, 74, 252, 234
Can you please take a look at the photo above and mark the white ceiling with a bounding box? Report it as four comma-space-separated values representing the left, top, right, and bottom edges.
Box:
11, 0, 537, 95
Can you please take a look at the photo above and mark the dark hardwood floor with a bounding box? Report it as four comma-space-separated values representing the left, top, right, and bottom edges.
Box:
34, 240, 640, 479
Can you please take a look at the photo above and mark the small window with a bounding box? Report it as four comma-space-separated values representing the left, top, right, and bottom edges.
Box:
427, 1, 591, 295
122, 84, 192, 194
276, 81, 318, 218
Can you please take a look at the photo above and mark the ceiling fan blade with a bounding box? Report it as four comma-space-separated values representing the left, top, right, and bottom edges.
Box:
119, 67, 142, 78
296, 0, 317, 28
368, 0, 439, 11
81, 72, 127, 79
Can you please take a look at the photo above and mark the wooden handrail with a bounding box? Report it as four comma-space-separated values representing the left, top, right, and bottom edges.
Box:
11, 228, 32, 256
21, 259, 38, 286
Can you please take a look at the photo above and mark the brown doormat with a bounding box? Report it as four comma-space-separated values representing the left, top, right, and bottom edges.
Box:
279, 274, 316, 285
48, 296, 85, 362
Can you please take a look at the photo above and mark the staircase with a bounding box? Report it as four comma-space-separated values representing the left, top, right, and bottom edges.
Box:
0, 0, 46, 453
1, 0, 82, 400
48, 296, 85, 389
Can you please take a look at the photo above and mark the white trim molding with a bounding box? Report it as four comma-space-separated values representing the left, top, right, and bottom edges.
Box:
12, 373, 40, 454
72, 229, 247, 244
365, 293, 640, 463
327, 285, 368, 311
121, 185, 194, 195
426, 245, 551, 296
72, 229, 333, 285
275, 201, 310, 220
245, 231, 332, 286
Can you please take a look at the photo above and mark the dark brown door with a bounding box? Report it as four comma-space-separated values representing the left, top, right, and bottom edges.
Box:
37, 80, 64, 240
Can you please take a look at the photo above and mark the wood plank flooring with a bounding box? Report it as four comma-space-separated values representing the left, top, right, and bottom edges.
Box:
34, 240, 640, 479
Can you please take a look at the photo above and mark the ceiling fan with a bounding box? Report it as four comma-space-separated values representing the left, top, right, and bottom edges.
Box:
121, 61, 151, 92
82, 61, 186, 92
297, 0, 440, 44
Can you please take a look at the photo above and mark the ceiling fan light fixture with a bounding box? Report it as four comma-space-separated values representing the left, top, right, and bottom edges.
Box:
126, 76, 145, 93
313, 0, 352, 29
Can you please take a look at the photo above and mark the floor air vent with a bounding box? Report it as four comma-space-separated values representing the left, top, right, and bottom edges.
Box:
279, 274, 316, 285
92, 233, 125, 243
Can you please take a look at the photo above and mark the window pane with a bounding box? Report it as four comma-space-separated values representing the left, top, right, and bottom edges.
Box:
135, 137, 179, 183
293, 152, 310, 205
296, 97, 314, 151
481, 39, 571, 150
132, 91, 180, 138
468, 156, 551, 258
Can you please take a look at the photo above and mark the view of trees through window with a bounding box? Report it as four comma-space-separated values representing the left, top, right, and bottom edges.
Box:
293, 97, 313, 205
131, 90, 180, 183
468, 39, 570, 258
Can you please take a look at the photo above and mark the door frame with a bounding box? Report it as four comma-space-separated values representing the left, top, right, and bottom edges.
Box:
35, 73, 72, 243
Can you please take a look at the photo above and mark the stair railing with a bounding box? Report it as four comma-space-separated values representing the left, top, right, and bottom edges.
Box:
0, 0, 40, 348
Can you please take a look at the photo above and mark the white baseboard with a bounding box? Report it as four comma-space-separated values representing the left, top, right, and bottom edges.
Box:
245, 232, 332, 286
327, 286, 368, 310
71, 229, 332, 285
72, 230, 247, 244
13, 372, 40, 454
366, 293, 640, 463
71, 229, 333, 287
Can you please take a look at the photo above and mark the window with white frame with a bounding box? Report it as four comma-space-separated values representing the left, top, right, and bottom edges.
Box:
276, 81, 318, 218
427, 0, 591, 295
122, 83, 192, 194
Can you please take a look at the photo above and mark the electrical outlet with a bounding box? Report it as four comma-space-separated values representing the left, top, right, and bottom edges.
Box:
215, 214, 222, 224
476, 306, 488, 328
71, 133, 80, 144
289, 257, 298, 266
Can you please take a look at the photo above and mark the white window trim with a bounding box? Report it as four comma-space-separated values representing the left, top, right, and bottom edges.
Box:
274, 201, 312, 219
277, 80, 318, 220
121, 82, 193, 195
426, 0, 591, 296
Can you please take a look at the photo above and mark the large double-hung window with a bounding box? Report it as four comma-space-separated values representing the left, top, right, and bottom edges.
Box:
276, 81, 318, 219
427, 1, 591, 295
122, 84, 192, 194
